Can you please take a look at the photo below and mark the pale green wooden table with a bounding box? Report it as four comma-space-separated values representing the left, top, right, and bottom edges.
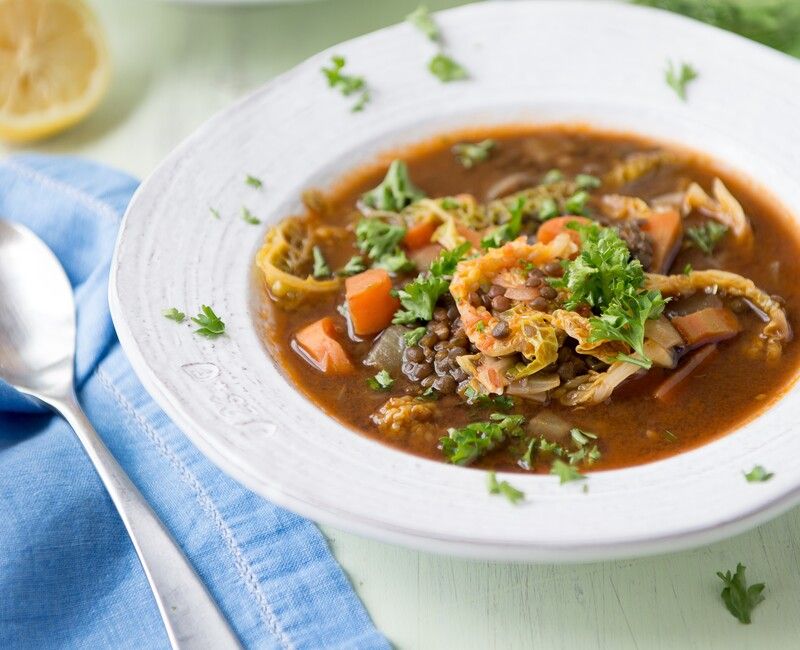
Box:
8, 1, 800, 647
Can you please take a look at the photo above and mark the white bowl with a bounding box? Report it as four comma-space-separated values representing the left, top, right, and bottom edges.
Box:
110, 0, 800, 561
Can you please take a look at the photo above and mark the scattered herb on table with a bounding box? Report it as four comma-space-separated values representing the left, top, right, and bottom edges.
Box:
744, 465, 774, 483
487, 471, 525, 504
665, 60, 698, 101
163, 307, 185, 323
245, 174, 263, 189
406, 4, 439, 41
453, 139, 495, 169
717, 563, 765, 624
209, 207, 221, 220
192, 305, 225, 338
428, 53, 468, 82
367, 369, 394, 391
686, 221, 728, 254
312, 246, 331, 278
321, 55, 370, 112
241, 207, 261, 225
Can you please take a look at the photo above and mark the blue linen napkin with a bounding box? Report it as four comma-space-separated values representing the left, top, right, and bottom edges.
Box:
0, 155, 390, 650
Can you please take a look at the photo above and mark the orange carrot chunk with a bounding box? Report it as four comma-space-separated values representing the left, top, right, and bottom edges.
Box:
642, 209, 682, 273
671, 307, 741, 347
654, 344, 718, 401
536, 216, 591, 246
295, 317, 354, 375
345, 268, 400, 336
403, 218, 438, 250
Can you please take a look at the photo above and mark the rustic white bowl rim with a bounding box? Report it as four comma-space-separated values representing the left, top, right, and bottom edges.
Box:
110, 0, 800, 561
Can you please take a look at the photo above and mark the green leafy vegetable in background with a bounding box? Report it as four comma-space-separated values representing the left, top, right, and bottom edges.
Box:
362, 160, 425, 212
686, 221, 728, 254
633, 0, 800, 57
575, 173, 602, 190
312, 246, 331, 278
406, 5, 439, 41
192, 305, 225, 338
452, 139, 495, 169
321, 55, 370, 112
367, 369, 394, 391
441, 414, 525, 465
163, 307, 185, 323
487, 471, 525, 504
428, 53, 468, 82
717, 563, 765, 623
744, 465, 774, 482
665, 60, 698, 100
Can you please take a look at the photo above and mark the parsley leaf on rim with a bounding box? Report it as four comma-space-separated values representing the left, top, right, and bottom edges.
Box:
744, 465, 774, 483
665, 60, 698, 101
550, 459, 586, 484
321, 55, 370, 112
428, 53, 468, 82
163, 308, 185, 323
487, 471, 525, 504
192, 305, 225, 338
245, 174, 263, 189
241, 207, 261, 225
406, 5, 439, 41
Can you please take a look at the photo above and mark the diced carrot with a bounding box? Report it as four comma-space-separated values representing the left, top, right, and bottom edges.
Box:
654, 344, 718, 401
536, 216, 591, 246
671, 307, 741, 347
295, 317, 354, 375
345, 268, 400, 336
403, 218, 438, 250
642, 209, 682, 273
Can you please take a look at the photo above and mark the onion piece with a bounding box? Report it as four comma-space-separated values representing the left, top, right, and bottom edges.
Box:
506, 373, 561, 400
645, 316, 683, 348
643, 339, 677, 369
527, 409, 572, 441
363, 325, 407, 374
654, 344, 718, 401
485, 172, 538, 201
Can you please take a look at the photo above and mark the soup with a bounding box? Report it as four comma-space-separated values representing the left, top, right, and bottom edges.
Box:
256, 125, 800, 475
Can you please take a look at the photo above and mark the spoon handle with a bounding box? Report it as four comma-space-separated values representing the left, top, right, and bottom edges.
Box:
55, 393, 242, 650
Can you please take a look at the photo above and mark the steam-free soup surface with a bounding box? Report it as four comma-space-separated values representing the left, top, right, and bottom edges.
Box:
257, 126, 800, 474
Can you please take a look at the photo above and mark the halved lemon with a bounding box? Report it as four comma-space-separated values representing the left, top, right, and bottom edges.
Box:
0, 0, 111, 143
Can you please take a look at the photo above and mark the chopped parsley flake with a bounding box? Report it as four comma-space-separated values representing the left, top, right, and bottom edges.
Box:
575, 174, 602, 190
340, 256, 367, 276
367, 369, 394, 391
393, 243, 470, 324
552, 223, 667, 368
464, 386, 514, 410
404, 326, 427, 346
542, 169, 564, 184
373, 248, 414, 274
717, 564, 765, 624
686, 221, 728, 254
245, 174, 263, 189
452, 139, 495, 169
312, 246, 331, 278
362, 160, 425, 212
744, 465, 774, 483
355, 219, 406, 260
406, 5, 439, 41
321, 55, 370, 112
428, 53, 468, 82
192, 305, 225, 338
209, 207, 221, 220
241, 207, 261, 225
163, 307, 185, 323
538, 197, 559, 221
564, 190, 590, 215
441, 414, 525, 465
665, 60, 698, 101
550, 459, 586, 484
487, 471, 525, 504
683, 263, 693, 275
482, 196, 524, 249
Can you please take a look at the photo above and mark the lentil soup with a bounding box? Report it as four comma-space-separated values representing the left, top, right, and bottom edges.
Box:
256, 125, 800, 474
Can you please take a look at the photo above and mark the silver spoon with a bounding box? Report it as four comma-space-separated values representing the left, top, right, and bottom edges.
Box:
0, 220, 241, 649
